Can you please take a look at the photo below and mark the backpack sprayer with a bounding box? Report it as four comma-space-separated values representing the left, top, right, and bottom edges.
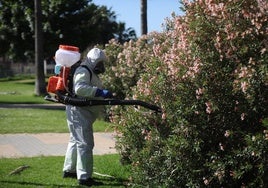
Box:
45, 45, 162, 113
47, 45, 79, 94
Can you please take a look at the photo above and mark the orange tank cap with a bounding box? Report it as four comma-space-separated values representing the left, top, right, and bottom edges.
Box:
59, 45, 79, 52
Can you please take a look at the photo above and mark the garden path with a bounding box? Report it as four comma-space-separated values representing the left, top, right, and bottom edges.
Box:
0, 132, 116, 158
0, 104, 117, 158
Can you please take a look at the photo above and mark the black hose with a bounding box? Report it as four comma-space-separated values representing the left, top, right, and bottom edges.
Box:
45, 92, 162, 113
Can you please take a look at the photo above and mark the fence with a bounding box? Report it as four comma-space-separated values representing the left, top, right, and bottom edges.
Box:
0, 61, 54, 78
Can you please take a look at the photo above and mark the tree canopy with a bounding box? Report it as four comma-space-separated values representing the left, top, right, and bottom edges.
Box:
0, 0, 136, 62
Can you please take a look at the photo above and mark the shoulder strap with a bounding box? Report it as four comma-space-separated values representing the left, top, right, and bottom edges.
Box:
67, 64, 93, 96
80, 65, 92, 81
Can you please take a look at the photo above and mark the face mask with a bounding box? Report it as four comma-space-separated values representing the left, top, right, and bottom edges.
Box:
94, 61, 105, 74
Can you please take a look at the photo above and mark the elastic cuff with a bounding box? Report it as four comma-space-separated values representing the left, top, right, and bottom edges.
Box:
94, 88, 102, 97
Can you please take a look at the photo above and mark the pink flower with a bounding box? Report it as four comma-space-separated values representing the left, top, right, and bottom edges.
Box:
241, 113, 246, 120
219, 142, 225, 151
224, 130, 230, 137
241, 81, 248, 93
161, 113, 167, 120
196, 88, 204, 99
203, 177, 210, 185
238, 67, 249, 78
205, 102, 213, 114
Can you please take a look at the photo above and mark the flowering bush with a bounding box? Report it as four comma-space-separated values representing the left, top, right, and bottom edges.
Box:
104, 0, 268, 187
102, 37, 153, 99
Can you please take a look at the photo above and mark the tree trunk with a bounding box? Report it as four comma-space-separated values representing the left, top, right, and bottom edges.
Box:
141, 0, 148, 35
34, 0, 46, 96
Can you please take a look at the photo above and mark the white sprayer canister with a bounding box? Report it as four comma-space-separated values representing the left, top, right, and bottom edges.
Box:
55, 45, 81, 67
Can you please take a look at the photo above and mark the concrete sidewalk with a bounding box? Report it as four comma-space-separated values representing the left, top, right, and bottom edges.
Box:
0, 132, 117, 158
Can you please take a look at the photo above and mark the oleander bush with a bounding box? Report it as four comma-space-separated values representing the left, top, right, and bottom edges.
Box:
103, 0, 268, 187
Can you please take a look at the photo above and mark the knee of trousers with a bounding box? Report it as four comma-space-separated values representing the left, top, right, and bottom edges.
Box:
77, 140, 94, 150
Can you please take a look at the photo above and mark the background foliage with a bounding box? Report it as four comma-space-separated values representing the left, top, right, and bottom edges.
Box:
103, 0, 268, 187
0, 0, 136, 62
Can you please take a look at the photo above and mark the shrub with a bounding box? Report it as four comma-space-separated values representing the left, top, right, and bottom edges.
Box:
104, 0, 268, 187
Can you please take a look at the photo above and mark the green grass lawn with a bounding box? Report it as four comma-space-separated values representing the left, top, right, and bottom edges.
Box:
0, 77, 130, 187
0, 154, 130, 188
0, 108, 114, 133
0, 78, 48, 104
0, 78, 115, 133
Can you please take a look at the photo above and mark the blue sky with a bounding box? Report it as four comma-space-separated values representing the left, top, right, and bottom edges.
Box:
92, 0, 184, 36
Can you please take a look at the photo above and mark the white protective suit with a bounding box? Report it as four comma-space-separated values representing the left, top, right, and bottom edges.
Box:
63, 48, 106, 181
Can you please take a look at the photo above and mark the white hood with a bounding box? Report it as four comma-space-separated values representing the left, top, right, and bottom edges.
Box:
86, 48, 107, 69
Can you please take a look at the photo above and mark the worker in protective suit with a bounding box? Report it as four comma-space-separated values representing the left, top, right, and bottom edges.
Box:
62, 47, 113, 186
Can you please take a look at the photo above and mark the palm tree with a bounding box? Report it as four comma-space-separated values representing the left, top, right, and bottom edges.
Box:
141, 0, 147, 35
34, 0, 46, 95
